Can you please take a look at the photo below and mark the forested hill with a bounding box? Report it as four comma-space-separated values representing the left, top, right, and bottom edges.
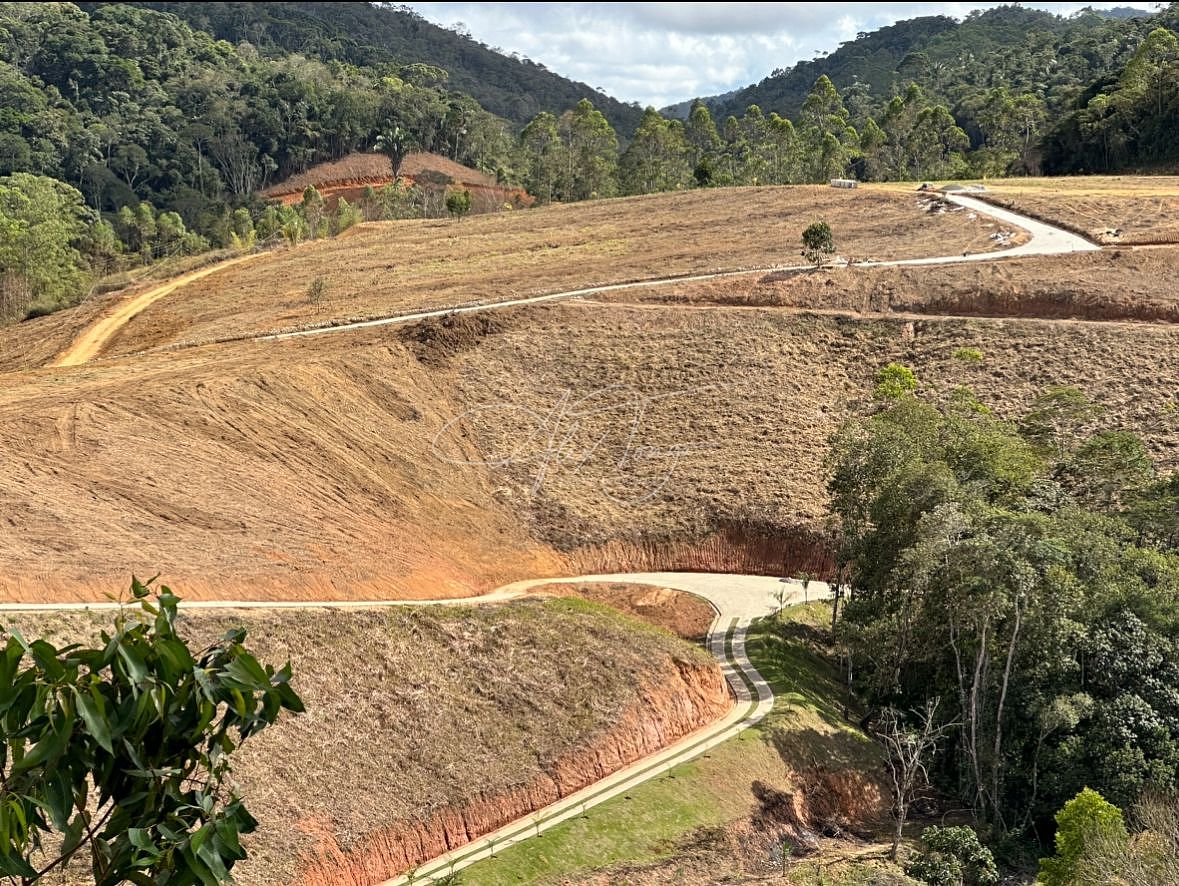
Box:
676, 5, 1164, 128
108, 1, 644, 134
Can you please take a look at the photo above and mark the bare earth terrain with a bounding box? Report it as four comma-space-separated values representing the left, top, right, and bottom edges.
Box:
2, 179, 1179, 883
73, 186, 1008, 358
968, 175, 1179, 244
5, 598, 725, 885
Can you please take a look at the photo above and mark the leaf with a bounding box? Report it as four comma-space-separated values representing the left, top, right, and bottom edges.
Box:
117, 643, 149, 686
60, 812, 87, 858
0, 848, 37, 878
73, 685, 114, 753
11, 714, 72, 773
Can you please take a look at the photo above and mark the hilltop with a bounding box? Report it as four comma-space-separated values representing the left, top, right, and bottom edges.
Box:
116, 0, 644, 133
672, 5, 1162, 124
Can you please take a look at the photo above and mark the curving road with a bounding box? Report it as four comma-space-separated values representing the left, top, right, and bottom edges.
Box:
53, 193, 1098, 365
0, 573, 830, 885
51, 252, 266, 367
260, 193, 1097, 347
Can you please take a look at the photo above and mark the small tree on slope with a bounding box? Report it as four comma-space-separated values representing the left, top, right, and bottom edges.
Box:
801, 220, 836, 267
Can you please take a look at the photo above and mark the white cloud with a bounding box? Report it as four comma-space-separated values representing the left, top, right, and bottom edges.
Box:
402, 2, 1160, 109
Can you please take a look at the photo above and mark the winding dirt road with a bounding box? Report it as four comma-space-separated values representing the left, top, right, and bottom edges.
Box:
50, 252, 265, 367
27, 193, 1094, 880
52, 193, 1097, 366
0, 572, 827, 886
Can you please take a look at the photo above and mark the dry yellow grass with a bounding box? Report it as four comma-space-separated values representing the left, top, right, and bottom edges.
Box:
74, 185, 1007, 357
4, 597, 721, 885
7, 274, 1179, 600
873, 175, 1179, 244
604, 245, 1179, 322
2, 177, 1179, 603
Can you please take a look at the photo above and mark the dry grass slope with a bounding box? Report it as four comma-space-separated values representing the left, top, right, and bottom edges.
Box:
78, 185, 1008, 357
4, 597, 725, 885
967, 175, 1179, 244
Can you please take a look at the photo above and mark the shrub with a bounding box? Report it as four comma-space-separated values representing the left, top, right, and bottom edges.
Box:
801, 220, 836, 266
306, 276, 328, 304
1038, 788, 1128, 885
874, 362, 918, 400
446, 187, 472, 219
907, 826, 999, 885
953, 347, 984, 364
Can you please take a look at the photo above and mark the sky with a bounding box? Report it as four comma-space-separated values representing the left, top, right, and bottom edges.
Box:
402, 2, 1160, 108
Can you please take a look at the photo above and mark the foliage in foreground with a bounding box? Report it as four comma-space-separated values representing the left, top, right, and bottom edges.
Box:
0, 579, 303, 884
828, 374, 1179, 833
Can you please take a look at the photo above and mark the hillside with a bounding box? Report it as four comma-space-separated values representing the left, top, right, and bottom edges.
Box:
5, 183, 1179, 604
689, 6, 1160, 124
5, 598, 728, 884
261, 151, 533, 213
122, 1, 644, 134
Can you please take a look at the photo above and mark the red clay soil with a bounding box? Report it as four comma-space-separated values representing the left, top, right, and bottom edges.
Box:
294, 655, 730, 885
262, 151, 532, 210
528, 582, 718, 641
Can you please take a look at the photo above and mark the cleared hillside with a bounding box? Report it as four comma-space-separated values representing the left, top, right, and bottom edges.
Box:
4, 181, 1179, 602
975, 176, 1179, 244
6, 597, 727, 885
7, 286, 1179, 599
79, 186, 1011, 358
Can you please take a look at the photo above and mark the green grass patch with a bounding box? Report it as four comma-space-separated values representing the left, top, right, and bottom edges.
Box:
457, 602, 878, 885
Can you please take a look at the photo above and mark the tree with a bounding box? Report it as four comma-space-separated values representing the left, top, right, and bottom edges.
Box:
906, 826, 999, 886
0, 173, 91, 318
1038, 788, 1129, 885
300, 185, 326, 240
519, 111, 564, 203
374, 124, 417, 178
1121, 27, 1179, 118
684, 99, 721, 180
877, 699, 956, 859
558, 99, 618, 200
445, 187, 471, 219
799, 75, 856, 182
0, 578, 304, 882
619, 108, 689, 195
801, 220, 835, 267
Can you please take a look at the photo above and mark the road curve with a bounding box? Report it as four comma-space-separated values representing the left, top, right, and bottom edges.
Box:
258, 193, 1097, 347
51, 193, 1099, 365
379, 572, 831, 886
0, 573, 829, 884
50, 252, 266, 367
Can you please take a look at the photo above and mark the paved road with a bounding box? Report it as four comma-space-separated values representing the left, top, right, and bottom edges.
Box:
54, 192, 1099, 364
1, 573, 827, 884
378, 572, 828, 886
260, 193, 1097, 347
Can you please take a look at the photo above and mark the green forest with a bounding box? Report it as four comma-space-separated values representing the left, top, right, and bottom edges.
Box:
830, 368, 1179, 880
1, 1, 1178, 323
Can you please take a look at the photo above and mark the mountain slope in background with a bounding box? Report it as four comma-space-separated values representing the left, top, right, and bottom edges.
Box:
670, 5, 1160, 123
125, 1, 644, 134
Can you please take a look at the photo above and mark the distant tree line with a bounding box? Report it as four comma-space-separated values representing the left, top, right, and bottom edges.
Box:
2, 2, 1178, 324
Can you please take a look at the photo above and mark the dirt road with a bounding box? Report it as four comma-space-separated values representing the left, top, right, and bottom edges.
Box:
52, 194, 1097, 365
51, 252, 264, 367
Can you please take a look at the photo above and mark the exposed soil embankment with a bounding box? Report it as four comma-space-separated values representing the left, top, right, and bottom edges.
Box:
261, 151, 532, 213
604, 246, 1179, 325
3, 600, 731, 886
296, 656, 730, 884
